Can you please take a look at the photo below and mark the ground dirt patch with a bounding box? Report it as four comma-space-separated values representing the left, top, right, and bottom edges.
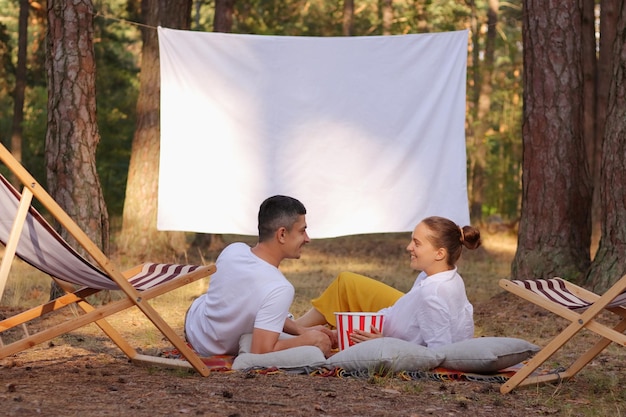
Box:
2, 294, 626, 416
1, 232, 626, 416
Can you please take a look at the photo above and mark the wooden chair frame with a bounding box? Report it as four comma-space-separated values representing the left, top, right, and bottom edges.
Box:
0, 143, 215, 376
498, 275, 626, 393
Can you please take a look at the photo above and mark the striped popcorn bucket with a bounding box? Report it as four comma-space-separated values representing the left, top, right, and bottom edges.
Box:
334, 312, 384, 351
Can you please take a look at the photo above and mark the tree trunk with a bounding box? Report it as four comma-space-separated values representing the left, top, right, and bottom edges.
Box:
46, 0, 109, 298
10, 0, 29, 184
585, 3, 626, 292
469, 0, 498, 223
581, 0, 596, 178
512, 0, 592, 281
120, 0, 192, 258
193, 0, 204, 29
214, 0, 235, 32
343, 0, 354, 36
590, 0, 619, 256
381, 0, 393, 36
467, 1, 480, 206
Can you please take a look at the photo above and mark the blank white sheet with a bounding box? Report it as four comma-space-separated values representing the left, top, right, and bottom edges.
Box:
157, 28, 470, 238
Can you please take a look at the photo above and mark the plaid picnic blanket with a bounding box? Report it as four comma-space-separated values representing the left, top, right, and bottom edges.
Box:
161, 345, 234, 372
160, 345, 525, 382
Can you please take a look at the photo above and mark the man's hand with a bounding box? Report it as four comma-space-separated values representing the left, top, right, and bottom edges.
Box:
307, 325, 337, 349
283, 318, 338, 350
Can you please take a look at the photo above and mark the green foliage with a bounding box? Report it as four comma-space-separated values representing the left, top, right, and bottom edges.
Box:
0, 0, 524, 227
233, 0, 343, 36
423, 0, 472, 32
229, 0, 473, 36
488, 5, 523, 220
1, 0, 140, 218
0, 20, 16, 146
482, 129, 522, 218
467, 0, 524, 221
21, 85, 47, 184
191, 0, 215, 31
93, 1, 141, 218
0, 0, 48, 185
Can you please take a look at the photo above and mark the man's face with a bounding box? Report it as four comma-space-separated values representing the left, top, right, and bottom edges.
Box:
282, 214, 310, 259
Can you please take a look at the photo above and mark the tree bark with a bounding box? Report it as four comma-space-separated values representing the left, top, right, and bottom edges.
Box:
590, 0, 619, 256
469, 0, 498, 223
214, 0, 235, 32
581, 0, 596, 179
10, 0, 29, 183
512, 0, 592, 281
381, 0, 393, 36
585, 2, 626, 292
343, 0, 354, 36
120, 0, 192, 258
46, 0, 109, 298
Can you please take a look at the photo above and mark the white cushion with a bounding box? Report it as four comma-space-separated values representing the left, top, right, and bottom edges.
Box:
433, 337, 540, 373
232, 346, 327, 370
325, 337, 444, 372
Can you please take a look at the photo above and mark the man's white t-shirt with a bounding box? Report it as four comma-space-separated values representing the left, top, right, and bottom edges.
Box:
379, 267, 474, 348
184, 242, 294, 356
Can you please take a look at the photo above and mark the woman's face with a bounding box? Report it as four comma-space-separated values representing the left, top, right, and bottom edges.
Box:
406, 222, 444, 273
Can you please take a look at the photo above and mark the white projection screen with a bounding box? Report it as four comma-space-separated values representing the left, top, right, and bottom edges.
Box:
157, 27, 470, 238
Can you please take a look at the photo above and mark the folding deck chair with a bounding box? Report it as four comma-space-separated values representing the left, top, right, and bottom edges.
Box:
0, 143, 216, 376
498, 275, 626, 393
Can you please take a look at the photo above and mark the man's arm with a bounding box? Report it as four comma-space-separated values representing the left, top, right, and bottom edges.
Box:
250, 327, 333, 357
283, 317, 338, 348
250, 327, 281, 354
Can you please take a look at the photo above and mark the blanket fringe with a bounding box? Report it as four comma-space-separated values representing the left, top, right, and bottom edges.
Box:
160, 347, 522, 382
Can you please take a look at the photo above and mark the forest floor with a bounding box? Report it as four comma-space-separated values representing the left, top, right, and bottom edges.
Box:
1, 231, 625, 416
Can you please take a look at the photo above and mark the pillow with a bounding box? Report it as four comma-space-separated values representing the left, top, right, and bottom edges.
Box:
325, 337, 444, 372
232, 345, 327, 370
433, 337, 541, 373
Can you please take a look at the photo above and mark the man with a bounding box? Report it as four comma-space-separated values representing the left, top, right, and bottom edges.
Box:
184, 195, 332, 357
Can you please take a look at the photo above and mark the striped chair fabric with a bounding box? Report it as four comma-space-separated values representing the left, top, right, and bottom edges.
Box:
511, 278, 626, 310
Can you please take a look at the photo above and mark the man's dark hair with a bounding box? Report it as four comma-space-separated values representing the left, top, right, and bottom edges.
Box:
258, 195, 306, 242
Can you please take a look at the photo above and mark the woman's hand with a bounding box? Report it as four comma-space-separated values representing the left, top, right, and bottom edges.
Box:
349, 325, 383, 344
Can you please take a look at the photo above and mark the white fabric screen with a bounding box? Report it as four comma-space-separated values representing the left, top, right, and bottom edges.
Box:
157, 27, 469, 238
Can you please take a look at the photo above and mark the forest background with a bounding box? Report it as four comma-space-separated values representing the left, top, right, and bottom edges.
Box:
0, 0, 625, 295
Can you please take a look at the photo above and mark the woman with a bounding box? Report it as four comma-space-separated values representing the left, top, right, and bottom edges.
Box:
295, 216, 481, 348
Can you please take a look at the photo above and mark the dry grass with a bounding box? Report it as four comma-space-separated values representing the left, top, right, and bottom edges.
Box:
3, 231, 626, 416
0, 230, 517, 348
0, 231, 520, 345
